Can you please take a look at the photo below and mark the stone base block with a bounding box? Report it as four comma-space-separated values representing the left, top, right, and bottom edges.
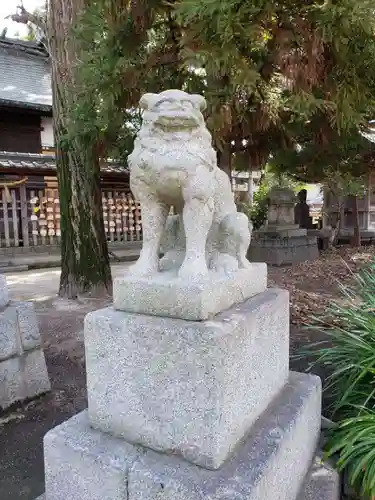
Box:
85, 288, 289, 469
0, 300, 50, 410
0, 301, 43, 362
261, 225, 307, 238
248, 234, 319, 266
298, 454, 340, 500
113, 263, 267, 320
43, 411, 142, 500
0, 348, 50, 410
0, 274, 9, 308
40, 372, 321, 500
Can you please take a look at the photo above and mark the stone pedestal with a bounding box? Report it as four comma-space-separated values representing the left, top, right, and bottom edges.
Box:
0, 275, 50, 410
36, 89, 335, 500
113, 264, 267, 321
86, 288, 288, 469
36, 272, 334, 500
248, 187, 319, 266
248, 232, 319, 266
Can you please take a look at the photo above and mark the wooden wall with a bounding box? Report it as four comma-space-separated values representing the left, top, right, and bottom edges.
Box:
0, 174, 142, 248
0, 109, 42, 153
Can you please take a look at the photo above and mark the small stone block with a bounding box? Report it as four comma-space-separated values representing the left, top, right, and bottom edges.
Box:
0, 306, 21, 361
43, 411, 141, 500
0, 274, 9, 308
23, 349, 51, 399
129, 372, 322, 500
0, 356, 23, 410
86, 288, 289, 469
298, 454, 340, 500
0, 349, 50, 410
113, 263, 267, 320
15, 301, 42, 351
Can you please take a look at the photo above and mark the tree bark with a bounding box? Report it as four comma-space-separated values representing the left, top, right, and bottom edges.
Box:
332, 197, 345, 247
217, 143, 232, 181
349, 194, 361, 247
48, 0, 112, 298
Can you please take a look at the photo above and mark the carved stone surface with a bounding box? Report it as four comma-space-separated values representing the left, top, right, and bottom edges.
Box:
87, 289, 289, 469
267, 187, 297, 227
0, 274, 9, 308
39, 372, 321, 500
113, 264, 267, 320
249, 186, 319, 266
0, 285, 50, 410
128, 89, 251, 282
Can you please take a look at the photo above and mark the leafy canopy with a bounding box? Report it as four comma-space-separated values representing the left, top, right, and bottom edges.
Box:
66, 0, 375, 177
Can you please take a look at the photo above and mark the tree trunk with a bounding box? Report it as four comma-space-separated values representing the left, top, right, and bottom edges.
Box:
349, 194, 361, 247
48, 0, 111, 298
332, 197, 345, 247
217, 143, 232, 181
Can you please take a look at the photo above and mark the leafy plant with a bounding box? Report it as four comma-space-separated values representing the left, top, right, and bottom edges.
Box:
300, 259, 375, 418
325, 411, 375, 498
237, 169, 307, 230
299, 260, 375, 496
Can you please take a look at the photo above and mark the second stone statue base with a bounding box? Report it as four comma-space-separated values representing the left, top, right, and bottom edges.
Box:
113, 263, 267, 320
248, 233, 319, 266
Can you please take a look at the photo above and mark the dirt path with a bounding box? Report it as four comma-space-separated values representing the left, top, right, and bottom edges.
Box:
0, 249, 373, 499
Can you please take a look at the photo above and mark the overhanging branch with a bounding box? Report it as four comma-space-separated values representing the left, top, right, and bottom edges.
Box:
7, 4, 46, 35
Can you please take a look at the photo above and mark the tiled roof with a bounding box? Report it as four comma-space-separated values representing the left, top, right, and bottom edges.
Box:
0, 152, 128, 175
0, 39, 52, 110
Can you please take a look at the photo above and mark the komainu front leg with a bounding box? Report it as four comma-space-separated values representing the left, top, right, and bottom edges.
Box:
178, 168, 214, 281
129, 195, 168, 277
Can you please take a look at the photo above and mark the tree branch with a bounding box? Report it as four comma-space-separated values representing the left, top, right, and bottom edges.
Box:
7, 5, 46, 34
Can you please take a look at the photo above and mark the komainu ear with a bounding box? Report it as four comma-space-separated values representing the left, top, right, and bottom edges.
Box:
190, 94, 207, 111
139, 93, 159, 111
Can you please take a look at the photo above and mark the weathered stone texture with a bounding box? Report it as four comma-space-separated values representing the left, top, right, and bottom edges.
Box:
43, 412, 141, 500
249, 234, 319, 266
113, 263, 267, 320
86, 288, 289, 469
41, 372, 321, 500
0, 274, 9, 308
0, 296, 50, 410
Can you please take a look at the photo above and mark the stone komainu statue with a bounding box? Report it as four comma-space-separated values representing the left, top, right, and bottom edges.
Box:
128, 89, 252, 281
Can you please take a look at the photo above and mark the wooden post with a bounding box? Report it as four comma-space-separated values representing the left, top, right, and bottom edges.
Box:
11, 189, 19, 247
122, 192, 128, 242
39, 189, 47, 246
20, 184, 29, 247
2, 189, 10, 247
30, 190, 39, 246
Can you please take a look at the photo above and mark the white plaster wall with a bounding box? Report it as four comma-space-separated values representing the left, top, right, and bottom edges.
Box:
41, 116, 54, 148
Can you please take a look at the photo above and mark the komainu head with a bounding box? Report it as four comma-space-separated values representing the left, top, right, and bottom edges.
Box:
139, 89, 207, 132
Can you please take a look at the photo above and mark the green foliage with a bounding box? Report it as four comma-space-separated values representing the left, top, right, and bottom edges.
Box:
176, 0, 375, 171
325, 411, 375, 497
271, 127, 375, 183
67, 0, 375, 178
299, 260, 375, 494
249, 183, 270, 230
237, 182, 270, 230
300, 260, 375, 418
238, 169, 306, 229
321, 170, 367, 204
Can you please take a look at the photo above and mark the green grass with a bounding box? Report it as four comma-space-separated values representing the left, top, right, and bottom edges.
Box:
298, 259, 375, 418
326, 411, 375, 498
297, 259, 375, 496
